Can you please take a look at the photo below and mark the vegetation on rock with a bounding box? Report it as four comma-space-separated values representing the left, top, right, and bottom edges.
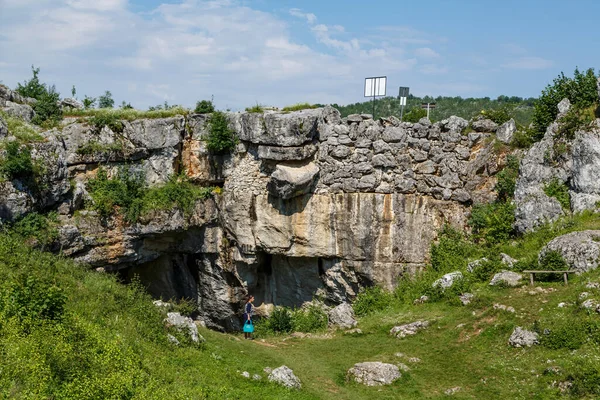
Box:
15, 66, 62, 126
194, 99, 215, 114
206, 111, 237, 153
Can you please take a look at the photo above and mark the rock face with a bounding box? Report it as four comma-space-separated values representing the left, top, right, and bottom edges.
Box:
490, 271, 523, 287
347, 362, 401, 386
508, 327, 539, 347
0, 105, 511, 331
0, 115, 7, 137
328, 303, 357, 329
496, 119, 516, 144
539, 231, 600, 273
268, 366, 301, 389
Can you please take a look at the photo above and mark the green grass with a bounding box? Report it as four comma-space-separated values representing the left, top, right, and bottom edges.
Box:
0, 110, 44, 143
65, 107, 189, 121
245, 104, 264, 113
76, 141, 123, 155
281, 103, 318, 112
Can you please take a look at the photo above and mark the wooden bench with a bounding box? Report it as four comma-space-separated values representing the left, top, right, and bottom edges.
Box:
522, 270, 572, 286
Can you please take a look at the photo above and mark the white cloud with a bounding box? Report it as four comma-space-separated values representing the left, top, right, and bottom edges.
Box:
66, 0, 127, 11
289, 8, 317, 24
503, 56, 553, 70
415, 47, 440, 59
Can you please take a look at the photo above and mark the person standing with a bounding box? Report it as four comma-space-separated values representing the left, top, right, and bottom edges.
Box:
243, 295, 255, 340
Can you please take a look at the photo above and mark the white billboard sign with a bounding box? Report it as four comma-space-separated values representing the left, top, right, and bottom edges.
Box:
364, 76, 387, 97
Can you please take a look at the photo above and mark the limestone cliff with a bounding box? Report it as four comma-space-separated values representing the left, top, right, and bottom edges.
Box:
0, 92, 509, 330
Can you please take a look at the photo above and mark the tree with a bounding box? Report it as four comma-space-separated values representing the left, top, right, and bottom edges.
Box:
98, 91, 114, 108
206, 111, 237, 153
16, 66, 46, 99
195, 99, 215, 113
71, 85, 76, 98
83, 95, 96, 109
16, 66, 62, 125
403, 107, 427, 123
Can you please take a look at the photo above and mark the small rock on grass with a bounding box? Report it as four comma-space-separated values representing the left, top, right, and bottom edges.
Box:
444, 387, 462, 395
268, 366, 301, 389
508, 327, 539, 347
347, 362, 401, 386
390, 320, 429, 338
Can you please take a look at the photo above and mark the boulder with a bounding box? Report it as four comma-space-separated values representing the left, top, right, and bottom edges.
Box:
508, 327, 539, 347
490, 271, 523, 287
390, 320, 429, 338
432, 271, 463, 290
2, 101, 35, 122
467, 258, 489, 273
60, 98, 84, 110
440, 116, 469, 134
539, 231, 600, 273
165, 312, 205, 343
500, 253, 518, 268
347, 362, 401, 386
472, 118, 498, 133
328, 303, 357, 329
238, 109, 320, 146
268, 366, 301, 389
258, 144, 317, 161
459, 293, 474, 305
496, 119, 516, 144
267, 162, 320, 199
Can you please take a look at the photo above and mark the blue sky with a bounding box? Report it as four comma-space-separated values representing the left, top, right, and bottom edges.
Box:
0, 0, 598, 110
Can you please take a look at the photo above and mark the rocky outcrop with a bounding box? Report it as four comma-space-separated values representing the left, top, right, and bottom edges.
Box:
490, 271, 523, 287
328, 303, 357, 329
390, 320, 429, 338
0, 115, 7, 137
268, 366, 301, 389
539, 230, 600, 273
347, 362, 401, 386
60, 98, 84, 110
497, 119, 516, 144
1, 105, 511, 331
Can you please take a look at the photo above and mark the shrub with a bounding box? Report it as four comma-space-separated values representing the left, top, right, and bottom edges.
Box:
510, 126, 536, 148
141, 175, 214, 216
470, 257, 503, 282
556, 104, 597, 140
282, 103, 317, 112
469, 202, 515, 244
352, 286, 392, 316
0, 111, 44, 143
206, 111, 237, 153
245, 104, 264, 113
540, 321, 586, 350
15, 66, 62, 125
539, 250, 568, 271
264, 307, 293, 333
479, 106, 512, 124
430, 225, 474, 272
567, 354, 600, 396
98, 91, 115, 108
76, 141, 122, 155
11, 212, 59, 246
291, 304, 328, 333
15, 66, 47, 100
195, 99, 215, 114
83, 95, 96, 109
532, 68, 598, 139
403, 107, 427, 123
86, 167, 146, 221
495, 155, 520, 201
88, 113, 124, 134
543, 178, 570, 210
0, 141, 34, 180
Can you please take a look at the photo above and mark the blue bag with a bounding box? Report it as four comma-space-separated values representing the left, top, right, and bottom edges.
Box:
243, 320, 254, 333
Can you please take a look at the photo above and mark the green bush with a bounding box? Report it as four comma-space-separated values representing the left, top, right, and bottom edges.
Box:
0, 141, 34, 180
11, 212, 59, 246
532, 68, 598, 139
245, 104, 264, 113
430, 225, 474, 272
567, 354, 600, 396
539, 250, 568, 271
403, 107, 427, 123
98, 90, 115, 108
495, 155, 520, 201
291, 304, 328, 333
470, 257, 503, 283
15, 66, 47, 100
142, 175, 214, 216
87, 167, 146, 221
82, 95, 96, 109
206, 111, 237, 153
195, 99, 215, 114
543, 178, 571, 210
510, 126, 536, 148
352, 286, 393, 316
469, 202, 515, 244
263, 307, 293, 333
15, 66, 62, 125
556, 104, 597, 140
89, 113, 124, 134
1, 275, 67, 325
480, 106, 512, 124
539, 321, 586, 350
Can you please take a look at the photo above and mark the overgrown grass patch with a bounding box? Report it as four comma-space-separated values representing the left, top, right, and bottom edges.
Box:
281, 103, 318, 112
65, 106, 189, 121
0, 111, 44, 143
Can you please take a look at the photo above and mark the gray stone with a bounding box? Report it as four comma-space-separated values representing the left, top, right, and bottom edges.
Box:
252, 374, 262, 380
347, 362, 401, 386
445, 387, 462, 395
330, 145, 352, 158
459, 293, 474, 305
418, 117, 431, 126
268, 366, 301, 389
60, 98, 84, 110
372, 153, 396, 168
440, 116, 469, 133
500, 253, 518, 269
557, 98, 571, 119
467, 258, 489, 273
472, 118, 498, 133
165, 312, 205, 343
496, 119, 516, 144
2, 100, 35, 122
167, 334, 180, 346
258, 144, 317, 161
381, 126, 407, 142
508, 327, 539, 347
539, 230, 600, 273
267, 163, 320, 199
490, 271, 523, 287
0, 115, 7, 137
390, 320, 429, 338
451, 189, 471, 203
493, 303, 515, 313
347, 114, 362, 123
238, 109, 321, 146
328, 303, 357, 329
413, 295, 429, 305
432, 271, 463, 290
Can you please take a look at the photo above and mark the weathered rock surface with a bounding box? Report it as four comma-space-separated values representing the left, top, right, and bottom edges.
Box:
2, 101, 35, 122
490, 271, 523, 287
467, 258, 489, 273
165, 312, 204, 343
539, 231, 600, 273
440, 116, 468, 133
328, 303, 357, 329
347, 362, 401, 386
60, 98, 84, 110
267, 162, 320, 199
496, 119, 516, 144
508, 327, 539, 347
390, 320, 429, 338
472, 118, 498, 133
268, 366, 301, 389
459, 293, 474, 305
432, 271, 463, 290
0, 115, 7, 137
